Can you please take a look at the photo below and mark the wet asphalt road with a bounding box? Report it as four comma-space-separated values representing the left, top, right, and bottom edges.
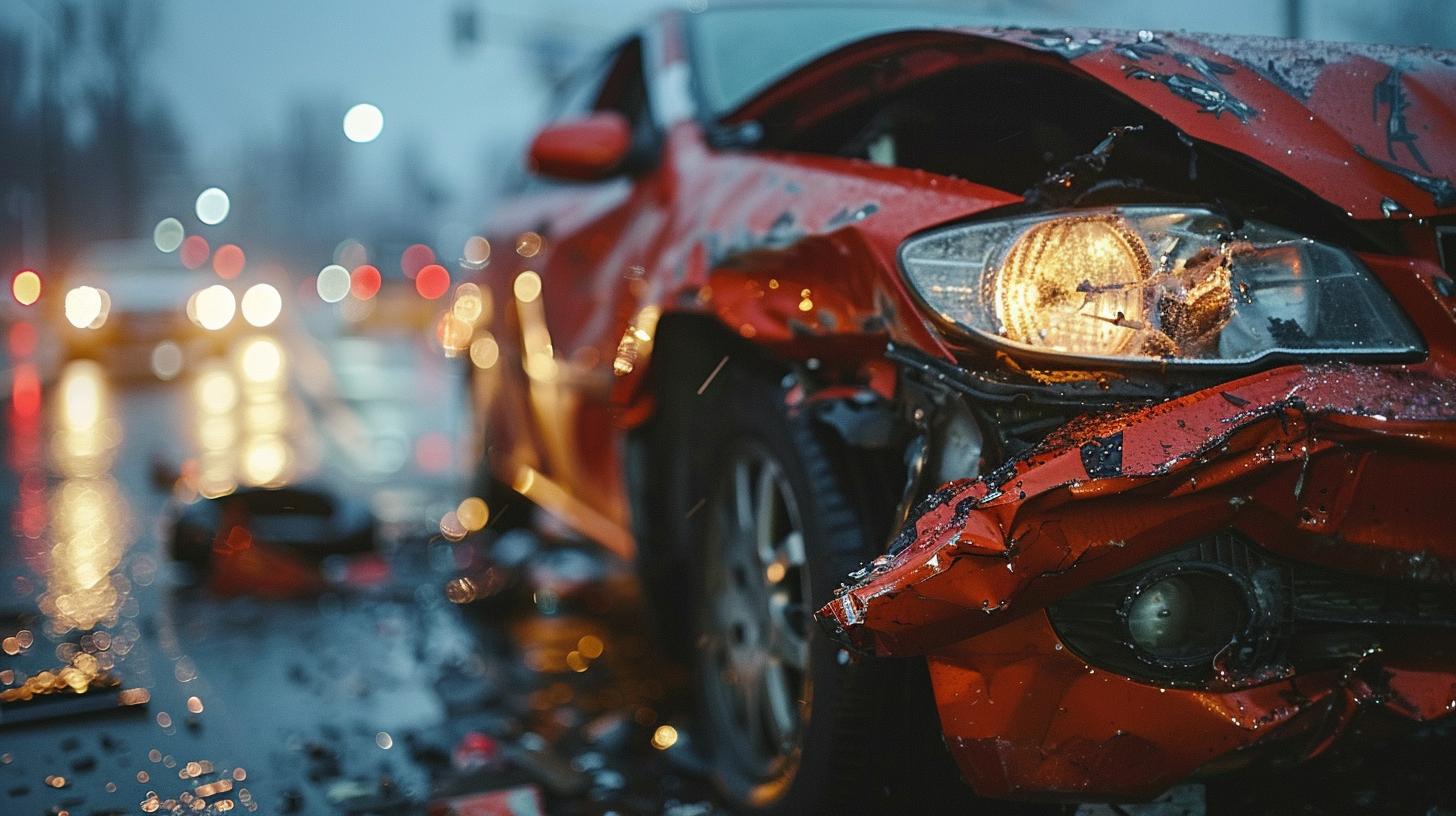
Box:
6, 304, 1456, 816
0, 305, 717, 816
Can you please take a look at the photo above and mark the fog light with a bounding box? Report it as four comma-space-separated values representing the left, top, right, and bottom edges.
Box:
1126, 572, 1245, 661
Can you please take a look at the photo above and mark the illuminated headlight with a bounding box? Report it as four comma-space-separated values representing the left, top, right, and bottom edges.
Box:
899, 207, 1422, 365
1125, 572, 1246, 661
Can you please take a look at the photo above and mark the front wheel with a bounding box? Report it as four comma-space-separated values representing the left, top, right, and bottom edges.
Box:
675, 358, 891, 814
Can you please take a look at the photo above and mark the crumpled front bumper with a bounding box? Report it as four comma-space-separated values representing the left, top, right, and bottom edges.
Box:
816, 364, 1456, 800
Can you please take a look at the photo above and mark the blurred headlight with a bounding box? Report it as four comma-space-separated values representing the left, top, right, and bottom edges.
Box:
240, 283, 282, 328
192, 285, 236, 331
64, 286, 110, 329
899, 207, 1422, 366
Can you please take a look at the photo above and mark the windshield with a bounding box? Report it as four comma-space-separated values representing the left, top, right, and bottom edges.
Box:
688, 5, 1013, 117
686, 2, 1456, 119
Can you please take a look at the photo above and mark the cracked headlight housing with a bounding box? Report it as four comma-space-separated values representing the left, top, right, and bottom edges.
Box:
899, 207, 1423, 366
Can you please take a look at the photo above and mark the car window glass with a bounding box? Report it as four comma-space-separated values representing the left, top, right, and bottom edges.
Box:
688, 6, 1054, 117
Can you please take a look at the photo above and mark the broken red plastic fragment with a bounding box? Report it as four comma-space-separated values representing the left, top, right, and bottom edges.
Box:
817, 364, 1456, 657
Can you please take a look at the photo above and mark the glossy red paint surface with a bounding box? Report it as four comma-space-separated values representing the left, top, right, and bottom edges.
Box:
479, 13, 1456, 802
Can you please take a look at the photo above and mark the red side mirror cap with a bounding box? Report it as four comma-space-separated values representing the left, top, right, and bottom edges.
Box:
528, 111, 632, 182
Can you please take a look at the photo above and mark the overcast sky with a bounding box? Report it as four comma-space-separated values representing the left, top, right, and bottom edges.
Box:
5, 0, 1436, 229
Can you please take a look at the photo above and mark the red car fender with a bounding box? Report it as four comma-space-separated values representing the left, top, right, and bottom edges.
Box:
818, 364, 1456, 657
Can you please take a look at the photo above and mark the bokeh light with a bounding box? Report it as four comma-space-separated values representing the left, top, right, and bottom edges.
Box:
578, 634, 604, 659
416, 264, 450, 299
343, 103, 384, 143
195, 187, 231, 225
212, 243, 246, 279
150, 341, 184, 381
12, 270, 41, 306
64, 286, 106, 329
513, 270, 542, 303
351, 265, 382, 300
316, 264, 350, 303
239, 337, 283, 383
463, 235, 491, 267
240, 283, 282, 327
196, 366, 239, 414
194, 285, 236, 331
515, 231, 543, 258
180, 235, 211, 270
469, 334, 499, 369
457, 497, 489, 531
651, 725, 678, 750
153, 217, 185, 253
439, 511, 467, 541
401, 243, 434, 279
437, 312, 472, 353
452, 283, 485, 324
242, 435, 288, 486
10, 321, 36, 356
334, 239, 369, 268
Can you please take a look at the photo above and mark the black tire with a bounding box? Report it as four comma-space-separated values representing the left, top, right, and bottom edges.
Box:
650, 339, 894, 815
636, 328, 1069, 815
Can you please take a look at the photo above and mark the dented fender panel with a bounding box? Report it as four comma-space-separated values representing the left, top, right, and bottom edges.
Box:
816, 363, 1456, 799
818, 364, 1456, 657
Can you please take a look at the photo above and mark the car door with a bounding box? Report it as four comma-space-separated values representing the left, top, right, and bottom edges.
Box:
482, 36, 668, 553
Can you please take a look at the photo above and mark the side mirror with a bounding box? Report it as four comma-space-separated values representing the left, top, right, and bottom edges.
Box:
528, 111, 632, 182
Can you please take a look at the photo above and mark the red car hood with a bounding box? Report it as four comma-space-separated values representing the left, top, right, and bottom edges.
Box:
975, 28, 1456, 219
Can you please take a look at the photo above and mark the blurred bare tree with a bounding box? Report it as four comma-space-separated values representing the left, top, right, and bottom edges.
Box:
90, 0, 160, 237
0, 0, 187, 273
0, 29, 45, 275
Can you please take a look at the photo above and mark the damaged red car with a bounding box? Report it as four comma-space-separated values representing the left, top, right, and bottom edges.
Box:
471, 4, 1456, 812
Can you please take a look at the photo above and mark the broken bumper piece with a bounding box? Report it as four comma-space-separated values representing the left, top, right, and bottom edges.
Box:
816, 363, 1456, 800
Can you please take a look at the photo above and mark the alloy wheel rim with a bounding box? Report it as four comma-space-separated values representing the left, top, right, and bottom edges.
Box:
700, 442, 813, 790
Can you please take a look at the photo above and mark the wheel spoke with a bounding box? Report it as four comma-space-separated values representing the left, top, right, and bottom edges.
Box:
701, 443, 816, 782
778, 529, 806, 567
767, 594, 808, 671
762, 658, 798, 751
738, 656, 766, 752
733, 458, 755, 536
754, 461, 780, 565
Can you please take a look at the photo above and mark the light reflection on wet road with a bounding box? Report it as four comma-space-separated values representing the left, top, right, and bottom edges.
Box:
0, 317, 482, 813
1, 301, 722, 816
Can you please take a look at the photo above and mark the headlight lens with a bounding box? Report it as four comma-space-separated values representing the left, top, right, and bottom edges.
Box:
900, 207, 1422, 365
1126, 572, 1245, 661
